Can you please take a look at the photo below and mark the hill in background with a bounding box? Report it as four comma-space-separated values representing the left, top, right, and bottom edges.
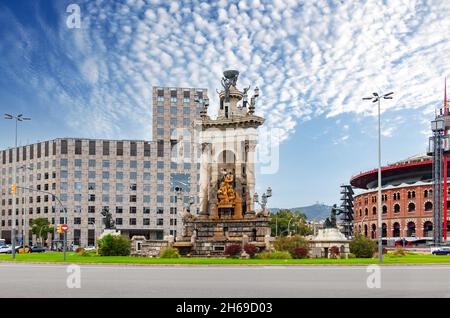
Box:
269, 203, 332, 221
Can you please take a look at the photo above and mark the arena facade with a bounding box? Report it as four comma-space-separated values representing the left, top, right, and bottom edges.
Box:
350, 154, 450, 240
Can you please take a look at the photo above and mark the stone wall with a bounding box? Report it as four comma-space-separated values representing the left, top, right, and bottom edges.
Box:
131, 235, 170, 257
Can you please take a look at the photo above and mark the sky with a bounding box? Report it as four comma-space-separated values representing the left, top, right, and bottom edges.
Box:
0, 0, 449, 209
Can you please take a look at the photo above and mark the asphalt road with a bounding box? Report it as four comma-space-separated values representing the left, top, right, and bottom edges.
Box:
0, 263, 450, 297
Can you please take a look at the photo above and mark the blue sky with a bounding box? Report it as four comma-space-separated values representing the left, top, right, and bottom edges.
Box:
0, 0, 449, 208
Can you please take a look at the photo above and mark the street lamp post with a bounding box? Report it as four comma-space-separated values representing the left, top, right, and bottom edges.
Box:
174, 187, 183, 242
18, 164, 32, 248
4, 113, 31, 259
362, 92, 394, 264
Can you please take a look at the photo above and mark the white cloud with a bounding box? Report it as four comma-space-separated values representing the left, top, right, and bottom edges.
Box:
2, 0, 450, 144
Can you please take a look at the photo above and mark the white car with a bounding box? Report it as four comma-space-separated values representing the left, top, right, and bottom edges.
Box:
84, 246, 96, 251
0, 245, 12, 254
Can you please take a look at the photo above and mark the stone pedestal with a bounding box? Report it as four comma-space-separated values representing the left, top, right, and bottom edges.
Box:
179, 217, 271, 257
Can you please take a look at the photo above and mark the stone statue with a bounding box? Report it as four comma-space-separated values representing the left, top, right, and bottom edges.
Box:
324, 204, 338, 228
101, 208, 115, 229
221, 70, 239, 102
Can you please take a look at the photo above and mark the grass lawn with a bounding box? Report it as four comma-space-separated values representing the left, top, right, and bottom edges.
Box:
0, 252, 450, 265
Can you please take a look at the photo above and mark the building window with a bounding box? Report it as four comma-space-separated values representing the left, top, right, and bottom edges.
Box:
89, 140, 96, 155
157, 207, 164, 214
143, 207, 150, 214
130, 218, 137, 225
88, 194, 96, 202
88, 206, 95, 213
425, 201, 433, 211
130, 195, 137, 203
60, 140, 68, 155
116, 141, 123, 156
394, 204, 400, 213
144, 143, 151, 157
102, 160, 110, 168
143, 219, 150, 226
130, 142, 137, 156
116, 218, 123, 225
408, 202, 416, 212
75, 140, 82, 155
157, 218, 164, 226
157, 140, 164, 157
116, 206, 123, 214
129, 207, 136, 214
382, 205, 387, 214
130, 160, 138, 168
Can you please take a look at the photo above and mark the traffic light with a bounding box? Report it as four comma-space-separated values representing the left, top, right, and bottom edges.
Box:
10, 183, 16, 194
57, 224, 63, 234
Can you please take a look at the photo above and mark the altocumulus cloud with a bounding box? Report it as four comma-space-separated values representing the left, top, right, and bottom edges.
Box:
1, 0, 450, 143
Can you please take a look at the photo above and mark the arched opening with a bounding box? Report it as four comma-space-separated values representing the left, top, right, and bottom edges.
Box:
252, 228, 257, 241
424, 190, 428, 198
217, 150, 236, 164
372, 206, 376, 215
425, 201, 433, 212
371, 224, 376, 239
423, 221, 433, 237
359, 209, 362, 217
382, 205, 388, 214
382, 223, 387, 237
408, 202, 416, 212
393, 222, 400, 237
394, 204, 400, 213
407, 222, 416, 237
364, 224, 368, 237
364, 208, 368, 216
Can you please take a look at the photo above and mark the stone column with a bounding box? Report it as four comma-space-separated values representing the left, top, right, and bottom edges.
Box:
246, 140, 257, 215
199, 143, 211, 218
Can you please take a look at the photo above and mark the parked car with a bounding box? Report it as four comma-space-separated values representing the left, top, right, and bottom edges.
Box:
84, 246, 96, 251
432, 247, 450, 255
30, 245, 46, 253
0, 245, 11, 254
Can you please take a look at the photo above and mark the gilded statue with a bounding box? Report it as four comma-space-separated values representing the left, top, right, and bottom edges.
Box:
217, 174, 236, 206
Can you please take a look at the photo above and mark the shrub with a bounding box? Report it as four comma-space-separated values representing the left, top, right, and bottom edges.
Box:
348, 253, 356, 259
349, 235, 376, 258
292, 246, 309, 259
391, 247, 406, 257
329, 246, 340, 259
78, 249, 96, 257
160, 247, 180, 258
97, 234, 130, 256
273, 235, 310, 257
75, 247, 84, 254
254, 251, 292, 259
243, 243, 259, 258
224, 244, 242, 258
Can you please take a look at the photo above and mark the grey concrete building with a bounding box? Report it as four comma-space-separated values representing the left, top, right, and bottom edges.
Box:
0, 86, 207, 247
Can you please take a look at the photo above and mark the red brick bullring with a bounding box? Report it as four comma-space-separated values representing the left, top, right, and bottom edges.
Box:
350, 155, 450, 239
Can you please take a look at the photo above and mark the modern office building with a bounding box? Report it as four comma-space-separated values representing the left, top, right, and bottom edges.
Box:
0, 86, 207, 247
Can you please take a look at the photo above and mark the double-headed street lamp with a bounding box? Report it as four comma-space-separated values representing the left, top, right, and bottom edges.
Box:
362, 92, 393, 264
4, 113, 31, 259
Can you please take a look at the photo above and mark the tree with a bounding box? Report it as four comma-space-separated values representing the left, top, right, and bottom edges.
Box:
30, 218, 53, 245
269, 209, 313, 237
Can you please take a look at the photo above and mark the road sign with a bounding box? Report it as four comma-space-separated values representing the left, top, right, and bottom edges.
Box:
61, 224, 68, 232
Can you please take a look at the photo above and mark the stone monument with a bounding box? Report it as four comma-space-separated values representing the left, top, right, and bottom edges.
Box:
175, 70, 271, 256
